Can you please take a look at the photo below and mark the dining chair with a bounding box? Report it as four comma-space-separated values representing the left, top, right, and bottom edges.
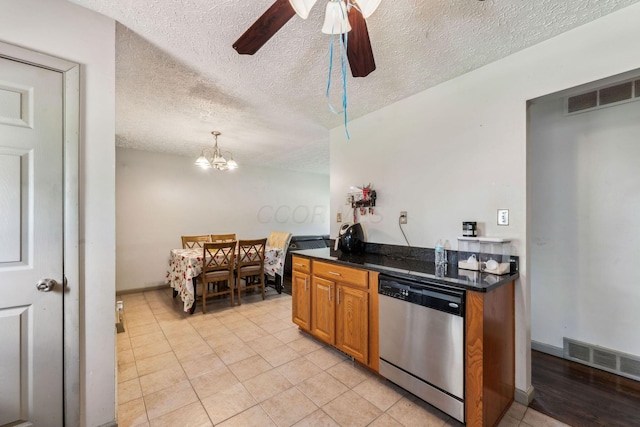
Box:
181, 234, 212, 249
179, 235, 212, 300
236, 238, 267, 305
210, 233, 237, 242
200, 241, 237, 313
266, 231, 292, 293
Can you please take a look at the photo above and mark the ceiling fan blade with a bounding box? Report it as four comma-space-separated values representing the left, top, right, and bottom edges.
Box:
233, 0, 297, 55
344, 6, 376, 77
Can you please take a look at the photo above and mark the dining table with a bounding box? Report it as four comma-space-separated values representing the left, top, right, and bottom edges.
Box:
165, 246, 285, 312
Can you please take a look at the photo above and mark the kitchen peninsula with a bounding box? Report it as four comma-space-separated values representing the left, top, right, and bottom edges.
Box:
291, 247, 519, 427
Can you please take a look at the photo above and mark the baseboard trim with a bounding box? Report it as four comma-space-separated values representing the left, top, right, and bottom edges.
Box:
531, 340, 564, 358
97, 421, 117, 427
515, 385, 535, 405
116, 284, 170, 295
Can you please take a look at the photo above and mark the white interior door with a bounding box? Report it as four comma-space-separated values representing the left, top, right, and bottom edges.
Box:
0, 56, 64, 426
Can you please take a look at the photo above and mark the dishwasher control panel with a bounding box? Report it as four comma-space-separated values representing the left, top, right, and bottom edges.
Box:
378, 275, 465, 316
379, 283, 410, 300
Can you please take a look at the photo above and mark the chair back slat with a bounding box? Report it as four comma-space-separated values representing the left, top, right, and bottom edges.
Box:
203, 241, 237, 273
237, 238, 267, 268
236, 238, 267, 305
201, 241, 237, 312
182, 235, 211, 249
211, 233, 236, 243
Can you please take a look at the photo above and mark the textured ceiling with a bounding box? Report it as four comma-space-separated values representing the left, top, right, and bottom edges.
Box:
68, 0, 640, 174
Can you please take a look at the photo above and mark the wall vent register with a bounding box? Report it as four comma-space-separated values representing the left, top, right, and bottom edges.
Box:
564, 337, 640, 381
567, 78, 640, 114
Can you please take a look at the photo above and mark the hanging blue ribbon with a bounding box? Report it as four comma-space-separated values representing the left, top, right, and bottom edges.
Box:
325, 1, 350, 140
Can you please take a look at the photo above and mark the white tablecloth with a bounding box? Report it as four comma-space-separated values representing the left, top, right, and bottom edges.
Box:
165, 246, 284, 312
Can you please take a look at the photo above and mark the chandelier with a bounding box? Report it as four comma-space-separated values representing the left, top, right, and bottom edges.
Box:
194, 131, 238, 171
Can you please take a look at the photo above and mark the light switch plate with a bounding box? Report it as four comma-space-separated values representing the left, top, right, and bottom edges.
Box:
337, 212, 342, 222
498, 209, 509, 226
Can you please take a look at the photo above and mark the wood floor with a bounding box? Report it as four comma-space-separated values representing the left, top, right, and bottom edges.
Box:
530, 350, 640, 427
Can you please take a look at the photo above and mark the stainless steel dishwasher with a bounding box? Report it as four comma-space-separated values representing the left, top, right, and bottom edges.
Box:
378, 273, 465, 423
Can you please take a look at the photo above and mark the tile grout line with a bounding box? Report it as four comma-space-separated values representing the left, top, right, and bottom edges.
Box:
123, 289, 525, 427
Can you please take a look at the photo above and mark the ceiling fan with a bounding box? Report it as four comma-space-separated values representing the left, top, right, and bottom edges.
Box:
232, 0, 382, 78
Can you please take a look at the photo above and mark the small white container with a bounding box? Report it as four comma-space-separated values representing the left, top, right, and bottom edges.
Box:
457, 269, 480, 282
457, 237, 480, 271
478, 237, 511, 275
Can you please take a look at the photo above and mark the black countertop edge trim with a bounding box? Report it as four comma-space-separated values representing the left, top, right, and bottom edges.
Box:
291, 247, 519, 293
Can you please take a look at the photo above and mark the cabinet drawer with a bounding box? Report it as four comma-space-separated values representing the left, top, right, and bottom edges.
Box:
292, 256, 311, 274
313, 261, 368, 288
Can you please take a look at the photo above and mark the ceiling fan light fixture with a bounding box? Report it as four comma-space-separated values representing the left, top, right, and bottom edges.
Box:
355, 0, 382, 18
289, 0, 318, 19
321, 0, 352, 35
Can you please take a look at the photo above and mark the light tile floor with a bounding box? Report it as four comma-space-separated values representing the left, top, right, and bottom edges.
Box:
116, 288, 571, 427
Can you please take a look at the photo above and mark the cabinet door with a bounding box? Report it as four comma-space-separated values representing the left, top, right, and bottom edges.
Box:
336, 284, 369, 364
311, 276, 335, 344
292, 271, 311, 331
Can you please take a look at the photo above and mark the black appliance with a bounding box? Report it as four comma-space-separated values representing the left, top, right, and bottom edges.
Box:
335, 223, 365, 254
284, 235, 330, 276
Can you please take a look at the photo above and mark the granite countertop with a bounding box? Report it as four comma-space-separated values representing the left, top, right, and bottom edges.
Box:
291, 247, 519, 292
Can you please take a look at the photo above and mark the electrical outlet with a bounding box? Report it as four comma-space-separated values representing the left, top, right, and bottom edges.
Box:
498, 209, 509, 226
400, 211, 408, 224
336, 212, 342, 222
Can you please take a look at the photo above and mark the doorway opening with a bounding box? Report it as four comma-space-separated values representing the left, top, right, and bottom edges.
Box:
527, 67, 640, 423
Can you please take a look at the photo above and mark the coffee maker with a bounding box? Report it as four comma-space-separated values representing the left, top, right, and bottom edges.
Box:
334, 223, 365, 254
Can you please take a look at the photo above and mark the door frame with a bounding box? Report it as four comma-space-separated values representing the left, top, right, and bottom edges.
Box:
0, 40, 80, 426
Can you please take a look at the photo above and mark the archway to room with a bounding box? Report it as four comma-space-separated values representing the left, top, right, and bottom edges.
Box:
527, 68, 640, 426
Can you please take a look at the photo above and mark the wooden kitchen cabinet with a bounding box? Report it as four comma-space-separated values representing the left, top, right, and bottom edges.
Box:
310, 277, 369, 364
465, 281, 515, 427
313, 261, 368, 289
292, 257, 311, 332
292, 257, 375, 367
311, 261, 370, 365
335, 284, 368, 363
311, 275, 335, 344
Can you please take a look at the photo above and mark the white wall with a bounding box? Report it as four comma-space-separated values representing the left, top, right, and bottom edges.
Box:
116, 147, 329, 292
0, 1, 116, 426
529, 89, 640, 355
330, 3, 640, 400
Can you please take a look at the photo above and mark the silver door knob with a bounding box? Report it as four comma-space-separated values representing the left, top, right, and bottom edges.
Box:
36, 278, 58, 292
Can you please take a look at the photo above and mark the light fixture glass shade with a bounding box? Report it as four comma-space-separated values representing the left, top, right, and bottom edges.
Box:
195, 154, 212, 169
289, 0, 318, 19
321, 1, 352, 35
226, 158, 238, 169
356, 0, 382, 18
